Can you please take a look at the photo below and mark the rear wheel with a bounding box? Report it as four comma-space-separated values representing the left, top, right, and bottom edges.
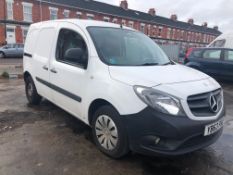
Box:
92, 105, 129, 159
25, 76, 42, 105
0, 52, 5, 58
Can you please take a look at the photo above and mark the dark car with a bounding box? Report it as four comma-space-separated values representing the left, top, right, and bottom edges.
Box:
0, 44, 24, 58
185, 47, 233, 81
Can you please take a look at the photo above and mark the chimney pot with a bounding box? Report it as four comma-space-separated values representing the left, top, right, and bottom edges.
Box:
202, 22, 208, 27
213, 25, 219, 30
120, 0, 128, 10
148, 8, 156, 16
188, 18, 194, 25
170, 14, 178, 21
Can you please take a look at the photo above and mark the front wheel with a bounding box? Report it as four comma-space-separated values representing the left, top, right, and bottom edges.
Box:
25, 76, 42, 105
92, 106, 129, 158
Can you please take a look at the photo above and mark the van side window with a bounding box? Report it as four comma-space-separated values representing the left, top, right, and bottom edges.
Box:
56, 29, 88, 68
209, 39, 226, 48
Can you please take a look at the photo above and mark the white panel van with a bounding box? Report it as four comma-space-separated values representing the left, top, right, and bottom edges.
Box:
24, 20, 225, 158
208, 32, 233, 48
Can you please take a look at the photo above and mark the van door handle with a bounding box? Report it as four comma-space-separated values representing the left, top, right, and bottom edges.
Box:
50, 68, 57, 74
42, 65, 48, 71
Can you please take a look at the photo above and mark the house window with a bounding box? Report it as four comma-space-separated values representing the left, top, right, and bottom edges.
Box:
103, 17, 110, 22
140, 23, 145, 32
6, 0, 13, 20
22, 2, 32, 22
63, 10, 70, 18
112, 18, 118, 23
180, 31, 184, 40
158, 27, 163, 37
128, 21, 134, 28
170, 29, 173, 39
76, 12, 82, 19
122, 20, 126, 26
167, 28, 171, 39
87, 14, 94, 20
49, 7, 58, 20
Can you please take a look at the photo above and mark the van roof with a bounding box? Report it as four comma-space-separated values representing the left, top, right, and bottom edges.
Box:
30, 19, 135, 31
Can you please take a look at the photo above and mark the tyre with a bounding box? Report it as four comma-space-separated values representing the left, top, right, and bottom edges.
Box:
92, 105, 129, 159
0, 52, 5, 58
25, 76, 42, 105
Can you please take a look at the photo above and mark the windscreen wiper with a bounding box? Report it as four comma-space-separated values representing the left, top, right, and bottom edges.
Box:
162, 61, 175, 65
139, 63, 159, 66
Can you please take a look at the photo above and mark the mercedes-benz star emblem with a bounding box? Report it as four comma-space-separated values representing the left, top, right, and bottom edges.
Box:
209, 94, 218, 113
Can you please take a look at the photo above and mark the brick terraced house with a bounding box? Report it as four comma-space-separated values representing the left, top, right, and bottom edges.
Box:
0, 0, 221, 49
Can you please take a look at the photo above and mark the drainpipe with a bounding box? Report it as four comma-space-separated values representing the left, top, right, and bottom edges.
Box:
40, 0, 42, 21
3, 0, 7, 44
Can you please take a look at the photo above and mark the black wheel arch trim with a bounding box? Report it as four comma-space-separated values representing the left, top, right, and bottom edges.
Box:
35, 77, 82, 102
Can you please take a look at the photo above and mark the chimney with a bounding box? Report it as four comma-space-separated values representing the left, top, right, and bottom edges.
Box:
213, 25, 219, 30
148, 8, 156, 16
188, 18, 194, 25
170, 14, 177, 21
202, 22, 208, 27
120, 0, 128, 10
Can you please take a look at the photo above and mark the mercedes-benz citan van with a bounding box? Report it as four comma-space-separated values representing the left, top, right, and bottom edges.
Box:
23, 20, 225, 158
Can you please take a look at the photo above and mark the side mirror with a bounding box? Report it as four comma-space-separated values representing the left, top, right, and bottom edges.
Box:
64, 48, 87, 68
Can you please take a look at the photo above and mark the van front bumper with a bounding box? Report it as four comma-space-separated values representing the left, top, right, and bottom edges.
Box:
121, 107, 225, 156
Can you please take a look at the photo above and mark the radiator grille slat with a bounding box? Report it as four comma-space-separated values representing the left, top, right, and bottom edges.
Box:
187, 89, 222, 117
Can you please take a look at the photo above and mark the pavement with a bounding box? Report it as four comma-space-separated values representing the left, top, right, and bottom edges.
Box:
0, 58, 23, 77
0, 79, 233, 175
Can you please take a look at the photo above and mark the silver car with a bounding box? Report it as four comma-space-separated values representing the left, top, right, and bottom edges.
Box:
0, 44, 24, 58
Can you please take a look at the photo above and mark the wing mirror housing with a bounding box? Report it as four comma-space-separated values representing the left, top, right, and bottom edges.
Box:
64, 48, 87, 69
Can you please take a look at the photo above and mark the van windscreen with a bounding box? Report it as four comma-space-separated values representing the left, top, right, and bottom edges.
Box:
87, 27, 170, 66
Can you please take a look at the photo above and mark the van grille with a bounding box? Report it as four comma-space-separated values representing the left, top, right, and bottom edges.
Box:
187, 89, 222, 117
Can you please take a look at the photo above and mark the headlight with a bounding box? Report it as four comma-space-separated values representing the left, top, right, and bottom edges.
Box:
133, 86, 185, 116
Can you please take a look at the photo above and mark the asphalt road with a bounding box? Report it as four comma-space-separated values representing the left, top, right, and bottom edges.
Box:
0, 79, 233, 175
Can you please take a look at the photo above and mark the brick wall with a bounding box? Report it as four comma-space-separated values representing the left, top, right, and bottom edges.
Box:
0, 0, 5, 20
0, 25, 6, 45
13, 0, 23, 21
15, 26, 23, 43
32, 1, 41, 22
0, 0, 218, 46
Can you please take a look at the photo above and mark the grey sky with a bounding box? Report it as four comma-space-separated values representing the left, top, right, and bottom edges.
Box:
95, 0, 233, 33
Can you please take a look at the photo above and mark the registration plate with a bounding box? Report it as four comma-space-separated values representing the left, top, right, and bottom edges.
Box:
204, 119, 224, 136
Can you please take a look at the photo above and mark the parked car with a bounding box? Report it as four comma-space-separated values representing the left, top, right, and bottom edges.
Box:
24, 20, 224, 158
185, 47, 233, 81
208, 32, 233, 49
0, 43, 24, 58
